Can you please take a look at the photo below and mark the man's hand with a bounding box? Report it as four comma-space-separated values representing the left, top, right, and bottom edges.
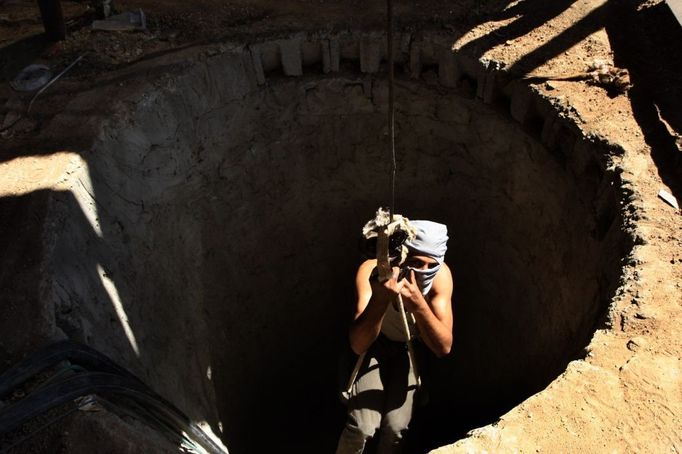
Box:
369, 267, 404, 303
398, 269, 428, 313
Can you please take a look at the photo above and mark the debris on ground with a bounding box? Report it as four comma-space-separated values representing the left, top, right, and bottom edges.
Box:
584, 59, 633, 93
523, 59, 633, 94
92, 9, 146, 32
658, 188, 680, 210
655, 104, 682, 152
1, 54, 85, 136
10, 64, 52, 92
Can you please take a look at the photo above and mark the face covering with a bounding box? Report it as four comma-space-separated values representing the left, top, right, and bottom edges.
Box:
404, 265, 440, 296
404, 220, 449, 295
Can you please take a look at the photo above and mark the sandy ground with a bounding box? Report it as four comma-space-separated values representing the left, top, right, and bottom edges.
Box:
0, 0, 681, 452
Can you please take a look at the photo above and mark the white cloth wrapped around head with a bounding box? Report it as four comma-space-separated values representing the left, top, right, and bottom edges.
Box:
404, 220, 449, 295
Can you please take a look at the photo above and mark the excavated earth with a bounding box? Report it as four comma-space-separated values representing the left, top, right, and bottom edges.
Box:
0, 1, 681, 453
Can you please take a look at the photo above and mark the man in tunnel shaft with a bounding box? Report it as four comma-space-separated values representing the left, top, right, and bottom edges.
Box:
337, 221, 454, 454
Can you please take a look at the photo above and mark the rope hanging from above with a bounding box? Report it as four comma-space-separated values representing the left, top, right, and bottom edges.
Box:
345, 3, 422, 395
387, 0, 397, 223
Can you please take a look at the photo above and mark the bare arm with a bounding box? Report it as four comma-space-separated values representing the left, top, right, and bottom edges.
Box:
348, 260, 401, 355
400, 266, 454, 357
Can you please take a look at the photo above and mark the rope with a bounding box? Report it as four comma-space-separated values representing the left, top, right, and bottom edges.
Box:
387, 0, 396, 222
396, 295, 421, 387
386, 1, 420, 388
346, 0, 422, 399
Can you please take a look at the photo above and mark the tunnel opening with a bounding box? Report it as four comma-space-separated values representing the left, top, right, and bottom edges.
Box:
35, 45, 631, 453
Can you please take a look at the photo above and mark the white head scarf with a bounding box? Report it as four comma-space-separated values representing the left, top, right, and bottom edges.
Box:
404, 220, 448, 295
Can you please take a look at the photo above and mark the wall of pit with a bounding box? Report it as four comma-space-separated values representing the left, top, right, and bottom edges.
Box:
15, 31, 632, 453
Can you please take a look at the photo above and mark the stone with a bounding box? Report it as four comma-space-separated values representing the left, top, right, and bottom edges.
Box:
510, 83, 534, 125
329, 37, 340, 72
626, 337, 647, 351
400, 32, 412, 55
360, 36, 383, 74
321, 40, 332, 74
476, 68, 486, 100
635, 306, 656, 319
279, 37, 303, 76
248, 46, 266, 85
438, 47, 459, 88
482, 71, 498, 104
541, 113, 559, 146
301, 40, 321, 67
409, 42, 422, 79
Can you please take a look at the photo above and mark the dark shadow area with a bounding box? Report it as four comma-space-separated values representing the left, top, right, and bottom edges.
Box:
0, 188, 149, 378
0, 0, 93, 83
0, 2, 650, 452
1, 70, 631, 453
0, 183, 224, 449
0, 191, 52, 365
605, 0, 682, 202
0, 34, 51, 84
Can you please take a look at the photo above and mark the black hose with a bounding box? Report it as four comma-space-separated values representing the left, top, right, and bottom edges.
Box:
0, 340, 142, 400
0, 342, 226, 454
0, 371, 225, 453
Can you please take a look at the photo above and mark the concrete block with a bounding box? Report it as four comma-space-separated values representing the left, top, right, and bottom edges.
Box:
409, 42, 422, 79
329, 37, 340, 72
419, 41, 436, 65
362, 80, 372, 98
476, 69, 486, 100
321, 40, 332, 73
248, 46, 266, 85
259, 42, 280, 72
510, 83, 534, 125
555, 126, 577, 159
541, 113, 558, 145
438, 47, 460, 88
482, 71, 498, 104
360, 37, 383, 73
301, 40, 322, 67
339, 36, 359, 61
279, 37, 303, 76
457, 54, 480, 80
400, 32, 412, 55
541, 114, 574, 169
568, 137, 593, 176
568, 139, 602, 193
387, 32, 406, 65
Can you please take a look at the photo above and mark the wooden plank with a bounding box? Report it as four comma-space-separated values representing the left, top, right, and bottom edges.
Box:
36, 0, 66, 41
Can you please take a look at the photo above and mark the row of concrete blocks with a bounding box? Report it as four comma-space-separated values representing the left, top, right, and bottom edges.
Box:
247, 32, 473, 90
245, 32, 622, 171
240, 31, 630, 243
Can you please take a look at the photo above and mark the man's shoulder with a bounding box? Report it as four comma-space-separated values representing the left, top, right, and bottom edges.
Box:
356, 259, 376, 278
433, 262, 453, 292
358, 259, 377, 271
